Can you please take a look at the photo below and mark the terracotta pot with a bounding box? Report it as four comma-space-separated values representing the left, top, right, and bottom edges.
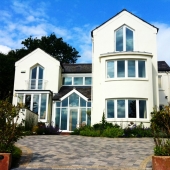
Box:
0, 153, 12, 170
152, 156, 170, 170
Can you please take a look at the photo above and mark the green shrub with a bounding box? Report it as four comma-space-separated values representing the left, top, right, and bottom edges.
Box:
11, 146, 22, 168
0, 99, 25, 153
102, 127, 124, 138
80, 128, 100, 137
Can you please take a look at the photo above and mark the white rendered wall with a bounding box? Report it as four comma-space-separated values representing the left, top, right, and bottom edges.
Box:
92, 11, 159, 126
158, 72, 170, 106
13, 48, 60, 104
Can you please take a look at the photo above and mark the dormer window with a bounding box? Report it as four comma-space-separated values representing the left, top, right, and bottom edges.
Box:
115, 26, 134, 51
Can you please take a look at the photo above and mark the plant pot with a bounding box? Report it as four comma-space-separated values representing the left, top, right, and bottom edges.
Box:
152, 156, 170, 170
0, 153, 12, 170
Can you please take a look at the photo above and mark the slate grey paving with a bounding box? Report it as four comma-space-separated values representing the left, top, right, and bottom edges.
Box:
13, 136, 154, 170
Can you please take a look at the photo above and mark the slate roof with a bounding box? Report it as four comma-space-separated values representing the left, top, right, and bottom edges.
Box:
62, 63, 92, 73
91, 9, 159, 37
158, 61, 170, 71
53, 86, 91, 100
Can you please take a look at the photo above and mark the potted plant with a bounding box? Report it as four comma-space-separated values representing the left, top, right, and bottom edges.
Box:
150, 103, 170, 170
0, 99, 25, 170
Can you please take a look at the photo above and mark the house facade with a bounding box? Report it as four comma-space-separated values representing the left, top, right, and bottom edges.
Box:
12, 9, 170, 131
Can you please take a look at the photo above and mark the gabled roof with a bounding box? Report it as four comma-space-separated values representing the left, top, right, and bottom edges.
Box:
62, 63, 92, 73
53, 86, 91, 100
91, 9, 159, 37
158, 61, 170, 71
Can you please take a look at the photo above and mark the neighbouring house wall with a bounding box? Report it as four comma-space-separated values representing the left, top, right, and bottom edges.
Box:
158, 72, 170, 106
92, 10, 159, 126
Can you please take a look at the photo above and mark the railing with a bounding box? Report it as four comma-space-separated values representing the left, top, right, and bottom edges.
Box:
26, 79, 48, 90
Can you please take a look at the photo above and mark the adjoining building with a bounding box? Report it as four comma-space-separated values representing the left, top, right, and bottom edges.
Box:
12, 9, 170, 131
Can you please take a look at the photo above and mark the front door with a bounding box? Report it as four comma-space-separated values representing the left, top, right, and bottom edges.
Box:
69, 109, 78, 131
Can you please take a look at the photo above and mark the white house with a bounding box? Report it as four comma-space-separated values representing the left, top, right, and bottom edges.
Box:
12, 9, 170, 131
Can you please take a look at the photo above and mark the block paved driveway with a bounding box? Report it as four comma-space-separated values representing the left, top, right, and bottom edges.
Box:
13, 135, 154, 170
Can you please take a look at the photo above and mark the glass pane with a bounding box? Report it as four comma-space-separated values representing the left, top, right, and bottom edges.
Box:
138, 61, 146, 78
33, 94, 39, 114
74, 77, 83, 85
25, 95, 31, 109
61, 108, 67, 130
62, 98, 68, 107
116, 27, 123, 51
69, 109, 78, 131
31, 79, 36, 89
79, 108, 86, 125
80, 98, 86, 107
55, 108, 60, 128
87, 102, 91, 107
126, 28, 133, 51
56, 102, 60, 107
139, 100, 147, 118
87, 108, 91, 125
38, 79, 43, 89
117, 100, 125, 118
63, 77, 72, 85
38, 67, 43, 79
128, 100, 136, 118
69, 93, 79, 107
128, 60, 135, 77
85, 77, 92, 85
117, 61, 125, 77
107, 100, 114, 118
40, 94, 47, 119
31, 67, 37, 79
107, 61, 114, 78
17, 94, 24, 104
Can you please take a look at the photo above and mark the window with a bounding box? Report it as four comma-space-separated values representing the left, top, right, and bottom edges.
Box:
62, 76, 92, 86
115, 26, 134, 51
106, 99, 147, 119
30, 66, 44, 89
115, 26, 133, 51
106, 60, 146, 79
63, 77, 72, 85
158, 76, 162, 88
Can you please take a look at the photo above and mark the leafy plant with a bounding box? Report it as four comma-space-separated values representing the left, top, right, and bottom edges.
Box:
11, 146, 22, 168
0, 99, 25, 153
101, 127, 124, 138
151, 103, 170, 156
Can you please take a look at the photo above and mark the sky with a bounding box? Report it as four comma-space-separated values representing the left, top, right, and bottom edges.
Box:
0, 0, 170, 65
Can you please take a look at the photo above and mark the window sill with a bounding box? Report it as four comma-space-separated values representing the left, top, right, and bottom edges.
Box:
105, 78, 148, 82
159, 88, 164, 91
106, 118, 149, 122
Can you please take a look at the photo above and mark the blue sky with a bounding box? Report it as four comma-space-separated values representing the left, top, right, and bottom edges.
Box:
0, 0, 170, 65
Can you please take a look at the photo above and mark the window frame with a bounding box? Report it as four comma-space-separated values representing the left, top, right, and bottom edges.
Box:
115, 25, 134, 52
106, 59, 146, 79
106, 99, 147, 120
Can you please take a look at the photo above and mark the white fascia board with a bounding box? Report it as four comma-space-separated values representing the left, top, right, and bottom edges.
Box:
62, 73, 92, 77
15, 90, 52, 94
60, 89, 88, 101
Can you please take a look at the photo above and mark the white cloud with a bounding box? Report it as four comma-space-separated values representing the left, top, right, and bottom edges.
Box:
0, 45, 11, 54
153, 22, 170, 66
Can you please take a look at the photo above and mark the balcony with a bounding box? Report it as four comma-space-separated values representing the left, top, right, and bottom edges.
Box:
26, 79, 48, 90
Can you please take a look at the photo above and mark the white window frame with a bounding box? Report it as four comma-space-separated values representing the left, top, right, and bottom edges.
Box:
106, 59, 146, 79
106, 99, 148, 120
115, 25, 134, 52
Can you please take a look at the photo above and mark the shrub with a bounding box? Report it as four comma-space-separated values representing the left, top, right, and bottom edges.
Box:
0, 99, 25, 153
123, 122, 152, 137
151, 104, 170, 156
102, 127, 124, 138
11, 146, 22, 168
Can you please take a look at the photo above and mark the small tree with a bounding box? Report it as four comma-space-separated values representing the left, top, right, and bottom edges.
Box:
0, 99, 25, 153
151, 103, 170, 156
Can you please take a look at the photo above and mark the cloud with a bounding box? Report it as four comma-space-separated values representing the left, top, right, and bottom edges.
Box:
153, 22, 170, 66
0, 45, 11, 54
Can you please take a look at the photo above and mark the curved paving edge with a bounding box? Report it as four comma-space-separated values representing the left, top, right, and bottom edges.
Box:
15, 143, 33, 168
139, 155, 152, 170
